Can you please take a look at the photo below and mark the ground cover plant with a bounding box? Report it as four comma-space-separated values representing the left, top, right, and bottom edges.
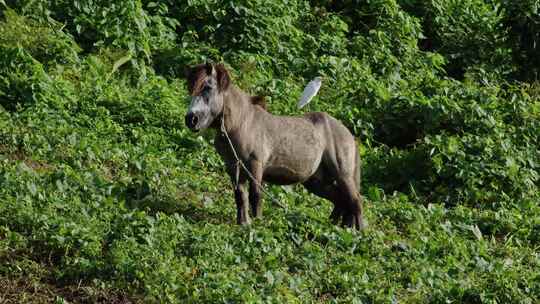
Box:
0, 0, 539, 303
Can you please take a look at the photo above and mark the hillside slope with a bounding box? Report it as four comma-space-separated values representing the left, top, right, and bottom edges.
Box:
1, 1, 539, 302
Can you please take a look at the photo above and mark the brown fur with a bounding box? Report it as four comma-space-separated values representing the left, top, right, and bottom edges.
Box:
185, 63, 230, 95
184, 63, 365, 229
250, 96, 267, 110
185, 64, 207, 96
186, 63, 267, 110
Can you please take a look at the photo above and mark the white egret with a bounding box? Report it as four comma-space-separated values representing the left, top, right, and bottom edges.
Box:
297, 76, 322, 109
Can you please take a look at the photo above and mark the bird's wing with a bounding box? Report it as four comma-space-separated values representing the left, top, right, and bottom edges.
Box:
297, 78, 322, 109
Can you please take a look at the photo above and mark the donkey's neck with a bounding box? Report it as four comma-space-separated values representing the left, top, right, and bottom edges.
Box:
220, 86, 255, 134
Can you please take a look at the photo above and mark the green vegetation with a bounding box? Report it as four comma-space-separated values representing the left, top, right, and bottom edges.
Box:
1, 1, 539, 302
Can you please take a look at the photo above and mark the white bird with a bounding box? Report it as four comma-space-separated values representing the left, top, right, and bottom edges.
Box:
297, 76, 322, 109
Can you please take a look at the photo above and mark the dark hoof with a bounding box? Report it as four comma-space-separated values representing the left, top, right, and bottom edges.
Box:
237, 217, 252, 226
342, 213, 353, 228
356, 219, 367, 231
340, 213, 366, 231
355, 216, 367, 231
329, 208, 344, 225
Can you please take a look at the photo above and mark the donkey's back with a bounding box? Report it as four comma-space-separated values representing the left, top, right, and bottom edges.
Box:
256, 110, 357, 187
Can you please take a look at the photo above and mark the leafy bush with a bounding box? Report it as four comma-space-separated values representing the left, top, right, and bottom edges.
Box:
0, 45, 46, 111
400, 0, 512, 78
501, 0, 540, 80
0, 9, 80, 66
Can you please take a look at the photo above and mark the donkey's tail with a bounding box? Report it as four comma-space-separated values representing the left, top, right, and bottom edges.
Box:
354, 139, 362, 192
355, 139, 367, 229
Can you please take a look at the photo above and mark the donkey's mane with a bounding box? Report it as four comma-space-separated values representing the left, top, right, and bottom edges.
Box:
250, 95, 267, 110
186, 63, 268, 111
185, 65, 208, 96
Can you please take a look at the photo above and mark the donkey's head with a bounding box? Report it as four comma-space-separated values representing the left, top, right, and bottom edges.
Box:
184, 62, 230, 131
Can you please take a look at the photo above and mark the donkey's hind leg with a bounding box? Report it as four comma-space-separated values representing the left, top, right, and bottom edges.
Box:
328, 200, 345, 224
302, 178, 344, 225
337, 177, 365, 230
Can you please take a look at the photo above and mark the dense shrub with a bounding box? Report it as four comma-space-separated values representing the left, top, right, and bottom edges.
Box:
501, 0, 540, 80
400, 0, 512, 78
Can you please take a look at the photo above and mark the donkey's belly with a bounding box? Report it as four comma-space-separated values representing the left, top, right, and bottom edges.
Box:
263, 166, 312, 185
263, 153, 322, 185
262, 117, 324, 185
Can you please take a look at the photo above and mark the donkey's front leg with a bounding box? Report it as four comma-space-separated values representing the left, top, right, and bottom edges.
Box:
248, 159, 263, 218
234, 182, 251, 225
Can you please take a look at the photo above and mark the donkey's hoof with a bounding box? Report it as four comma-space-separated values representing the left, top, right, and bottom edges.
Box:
237, 218, 252, 226
329, 209, 344, 225
356, 218, 367, 231
356, 221, 367, 231
341, 214, 354, 228
340, 214, 366, 231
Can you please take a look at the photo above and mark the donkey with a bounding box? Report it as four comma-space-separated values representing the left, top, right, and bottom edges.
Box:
184, 63, 365, 230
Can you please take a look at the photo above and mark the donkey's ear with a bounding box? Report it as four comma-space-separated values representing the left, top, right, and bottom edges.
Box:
205, 62, 214, 75
215, 63, 230, 92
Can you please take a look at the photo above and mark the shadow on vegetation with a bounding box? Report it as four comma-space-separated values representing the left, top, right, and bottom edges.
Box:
123, 179, 230, 225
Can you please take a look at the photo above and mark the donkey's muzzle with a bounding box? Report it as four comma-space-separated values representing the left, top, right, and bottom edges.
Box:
185, 112, 199, 130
